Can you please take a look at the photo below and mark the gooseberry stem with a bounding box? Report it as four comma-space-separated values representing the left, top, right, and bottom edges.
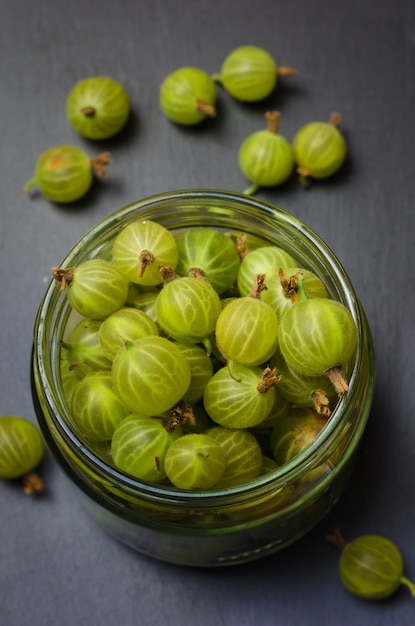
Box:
243, 183, 259, 196
162, 401, 196, 432
89, 152, 111, 178
265, 111, 280, 134
52, 267, 75, 290
400, 576, 415, 598
312, 388, 331, 416
138, 249, 154, 278
326, 527, 348, 550
195, 98, 217, 118
325, 366, 349, 397
277, 65, 298, 76
329, 112, 341, 127
22, 472, 45, 495
23, 177, 38, 195
158, 265, 178, 283
256, 367, 281, 393
249, 274, 267, 299
278, 269, 307, 304
81, 106, 95, 117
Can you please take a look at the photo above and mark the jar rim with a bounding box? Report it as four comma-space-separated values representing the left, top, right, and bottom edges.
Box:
33, 188, 374, 505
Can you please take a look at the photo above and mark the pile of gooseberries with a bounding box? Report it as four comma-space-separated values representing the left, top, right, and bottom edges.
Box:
55, 219, 358, 493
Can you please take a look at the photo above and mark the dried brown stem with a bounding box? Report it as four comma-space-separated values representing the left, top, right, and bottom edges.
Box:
81, 106, 95, 117
325, 366, 349, 397
257, 367, 281, 393
329, 112, 341, 127
138, 249, 154, 278
277, 65, 298, 76
249, 274, 268, 299
158, 265, 178, 283
279, 268, 300, 303
196, 99, 217, 118
312, 388, 331, 416
22, 472, 45, 495
265, 111, 280, 134
326, 527, 348, 550
162, 401, 196, 432
90, 152, 112, 178
52, 267, 75, 291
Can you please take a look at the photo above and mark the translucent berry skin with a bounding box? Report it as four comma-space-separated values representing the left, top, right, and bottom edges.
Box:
156, 276, 222, 343
70, 371, 130, 441
63, 259, 129, 319
292, 121, 347, 178
339, 535, 404, 600
66, 76, 130, 140
174, 228, 241, 295
0, 416, 44, 479
206, 427, 263, 488
278, 299, 357, 377
111, 336, 191, 415
99, 307, 159, 360
25, 145, 93, 203
159, 67, 217, 125
112, 220, 179, 286
237, 245, 296, 297
270, 408, 327, 465
111, 414, 182, 483
62, 318, 112, 376
203, 365, 275, 429
218, 45, 277, 102
164, 433, 226, 490
215, 297, 279, 367
239, 130, 294, 187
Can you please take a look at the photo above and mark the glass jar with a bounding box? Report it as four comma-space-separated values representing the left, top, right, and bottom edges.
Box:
31, 189, 375, 567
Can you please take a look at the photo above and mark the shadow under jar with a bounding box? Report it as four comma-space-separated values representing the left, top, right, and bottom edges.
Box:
31, 189, 375, 567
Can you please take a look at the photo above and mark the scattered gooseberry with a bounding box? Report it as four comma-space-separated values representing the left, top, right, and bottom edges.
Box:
159, 67, 217, 125
0, 416, 45, 494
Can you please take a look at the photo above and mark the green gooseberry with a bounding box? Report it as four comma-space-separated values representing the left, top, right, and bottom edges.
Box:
159, 67, 217, 125
292, 112, 347, 185
164, 433, 226, 490
239, 111, 295, 195
0, 416, 45, 493
66, 76, 130, 140
24, 145, 111, 203
327, 529, 415, 600
214, 45, 297, 102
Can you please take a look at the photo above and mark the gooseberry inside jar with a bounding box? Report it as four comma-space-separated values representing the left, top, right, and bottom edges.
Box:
32, 189, 375, 567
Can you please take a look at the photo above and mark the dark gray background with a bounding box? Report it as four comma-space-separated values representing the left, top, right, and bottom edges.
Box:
1, 0, 414, 624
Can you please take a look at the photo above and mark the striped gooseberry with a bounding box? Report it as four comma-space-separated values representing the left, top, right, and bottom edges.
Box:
174, 227, 241, 295
155, 268, 221, 345
0, 416, 45, 493
203, 364, 280, 429
159, 67, 217, 125
52, 259, 129, 319
99, 307, 159, 360
215, 275, 279, 367
261, 267, 329, 319
213, 45, 297, 102
61, 318, 112, 377
111, 336, 191, 415
205, 426, 263, 487
236, 245, 296, 297
111, 414, 182, 483
66, 76, 130, 140
70, 371, 130, 441
292, 112, 347, 185
327, 529, 415, 601
24, 145, 111, 203
238, 111, 294, 195
112, 220, 179, 286
164, 433, 226, 490
278, 298, 357, 396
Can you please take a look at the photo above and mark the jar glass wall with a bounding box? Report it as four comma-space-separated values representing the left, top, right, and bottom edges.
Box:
31, 189, 375, 566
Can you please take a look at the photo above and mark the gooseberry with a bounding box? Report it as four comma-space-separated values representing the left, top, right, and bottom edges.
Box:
61, 318, 112, 376
111, 414, 182, 482
111, 336, 191, 415
292, 112, 347, 185
203, 364, 279, 429
24, 145, 111, 203
70, 371, 130, 441
112, 219, 179, 286
174, 227, 240, 294
155, 267, 221, 345
237, 245, 295, 297
159, 67, 217, 125
99, 306, 159, 360
213, 45, 297, 102
66, 76, 130, 139
174, 342, 214, 405
278, 298, 357, 396
0, 416, 45, 493
52, 259, 129, 319
327, 528, 415, 601
215, 275, 279, 366
164, 433, 226, 490
239, 111, 294, 195
206, 426, 263, 487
